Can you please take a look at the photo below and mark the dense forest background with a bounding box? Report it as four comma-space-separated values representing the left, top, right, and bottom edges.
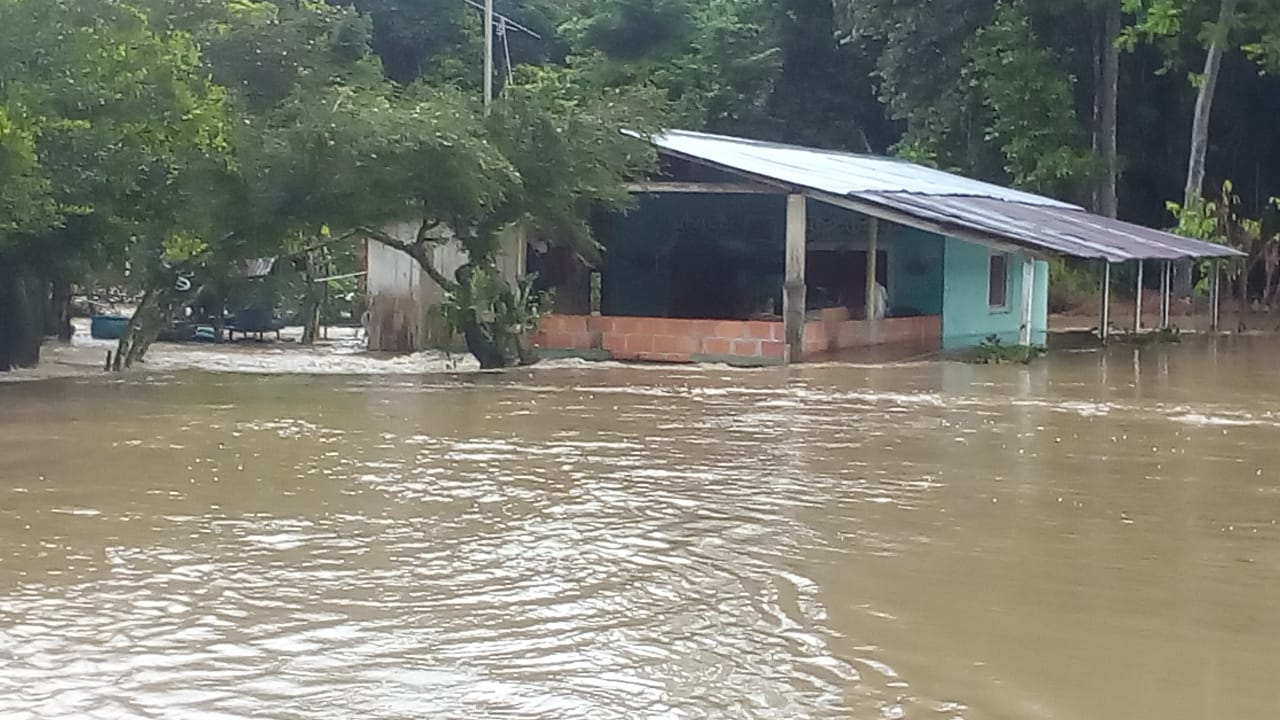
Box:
2, 0, 1278, 369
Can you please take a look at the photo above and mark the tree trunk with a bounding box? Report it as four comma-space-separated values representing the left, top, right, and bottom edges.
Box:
1262, 241, 1279, 309
300, 252, 322, 346
1098, 0, 1121, 219
212, 298, 226, 342
113, 286, 177, 371
461, 321, 508, 370
1238, 261, 1249, 332
1185, 0, 1237, 204
1091, 13, 1103, 213
47, 279, 73, 341
1177, 0, 1239, 295
0, 272, 46, 371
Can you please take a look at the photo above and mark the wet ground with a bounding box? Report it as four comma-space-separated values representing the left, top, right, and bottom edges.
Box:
2, 333, 1279, 719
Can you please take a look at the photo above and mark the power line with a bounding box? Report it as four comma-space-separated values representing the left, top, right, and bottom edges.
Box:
461, 0, 541, 39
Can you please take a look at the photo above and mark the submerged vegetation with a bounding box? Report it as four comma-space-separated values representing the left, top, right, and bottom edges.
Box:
973, 335, 1047, 364
3, 0, 1280, 370
1114, 326, 1184, 345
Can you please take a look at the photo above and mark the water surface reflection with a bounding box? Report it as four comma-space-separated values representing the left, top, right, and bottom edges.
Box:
2, 338, 1279, 719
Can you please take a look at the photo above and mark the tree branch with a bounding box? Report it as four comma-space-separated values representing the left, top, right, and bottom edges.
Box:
415, 218, 450, 245
279, 230, 358, 263
359, 225, 457, 292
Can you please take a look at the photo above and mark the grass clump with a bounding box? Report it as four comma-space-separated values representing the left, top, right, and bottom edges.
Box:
972, 334, 1046, 364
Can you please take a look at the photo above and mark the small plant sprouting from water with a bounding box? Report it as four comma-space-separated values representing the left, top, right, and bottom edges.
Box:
972, 335, 1046, 364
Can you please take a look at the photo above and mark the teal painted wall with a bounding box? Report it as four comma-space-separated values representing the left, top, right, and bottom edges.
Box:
888, 226, 944, 316
941, 237, 1048, 349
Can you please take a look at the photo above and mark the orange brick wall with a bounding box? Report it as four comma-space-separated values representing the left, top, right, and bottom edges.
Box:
533, 314, 785, 364
802, 310, 942, 359
534, 312, 942, 364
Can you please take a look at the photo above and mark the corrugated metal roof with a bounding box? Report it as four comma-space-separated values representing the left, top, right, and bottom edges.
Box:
646, 129, 1243, 261
856, 194, 1238, 262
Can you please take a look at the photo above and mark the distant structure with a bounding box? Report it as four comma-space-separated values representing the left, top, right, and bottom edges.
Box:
364, 224, 523, 352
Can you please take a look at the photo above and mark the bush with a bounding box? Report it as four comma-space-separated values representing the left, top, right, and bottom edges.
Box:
1048, 259, 1096, 314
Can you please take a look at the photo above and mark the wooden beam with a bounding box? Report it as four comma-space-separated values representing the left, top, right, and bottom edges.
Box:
783, 194, 807, 364
624, 181, 784, 195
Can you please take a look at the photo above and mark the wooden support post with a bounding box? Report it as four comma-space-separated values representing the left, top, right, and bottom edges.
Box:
783, 194, 807, 364
865, 217, 879, 341
1159, 260, 1171, 329
1019, 257, 1035, 346
1100, 261, 1111, 343
1134, 260, 1144, 332
1210, 258, 1221, 332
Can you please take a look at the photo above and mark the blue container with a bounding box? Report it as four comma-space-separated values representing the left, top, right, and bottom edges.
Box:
90, 315, 130, 340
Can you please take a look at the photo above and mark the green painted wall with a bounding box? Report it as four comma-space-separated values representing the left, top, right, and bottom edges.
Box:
887, 226, 944, 316
941, 237, 1048, 349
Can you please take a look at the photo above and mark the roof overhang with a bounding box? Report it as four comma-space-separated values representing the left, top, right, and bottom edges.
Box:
627, 129, 1244, 262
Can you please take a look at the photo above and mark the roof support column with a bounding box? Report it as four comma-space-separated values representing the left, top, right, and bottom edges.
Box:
1100, 261, 1112, 343
1210, 259, 1221, 332
1159, 260, 1171, 329
1134, 260, 1144, 333
1019, 256, 1035, 346
783, 194, 807, 364
865, 217, 879, 342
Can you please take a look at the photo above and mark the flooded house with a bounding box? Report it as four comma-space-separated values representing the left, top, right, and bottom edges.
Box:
366, 130, 1240, 362
531, 130, 1241, 365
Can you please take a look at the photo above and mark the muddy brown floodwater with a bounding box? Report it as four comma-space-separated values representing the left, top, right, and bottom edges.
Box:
2, 337, 1280, 720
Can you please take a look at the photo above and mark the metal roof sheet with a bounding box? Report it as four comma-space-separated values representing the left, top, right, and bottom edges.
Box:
653, 130, 1078, 208
857, 193, 1240, 261
646, 129, 1242, 261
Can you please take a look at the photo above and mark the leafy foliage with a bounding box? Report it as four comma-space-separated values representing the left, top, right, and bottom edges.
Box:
0, 108, 54, 244
443, 267, 550, 368
561, 0, 782, 132
967, 2, 1097, 196
0, 0, 232, 277
482, 68, 663, 264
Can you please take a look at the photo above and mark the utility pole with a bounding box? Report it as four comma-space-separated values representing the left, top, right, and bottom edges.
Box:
483, 0, 494, 114
463, 0, 539, 112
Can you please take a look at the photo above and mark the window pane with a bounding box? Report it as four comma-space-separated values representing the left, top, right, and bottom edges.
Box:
989, 253, 1008, 308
